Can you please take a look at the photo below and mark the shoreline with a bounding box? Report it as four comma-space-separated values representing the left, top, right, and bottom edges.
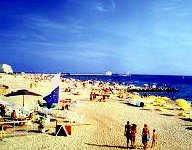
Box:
0, 74, 192, 150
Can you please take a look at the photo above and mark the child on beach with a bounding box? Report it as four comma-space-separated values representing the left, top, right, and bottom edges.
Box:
151, 129, 158, 148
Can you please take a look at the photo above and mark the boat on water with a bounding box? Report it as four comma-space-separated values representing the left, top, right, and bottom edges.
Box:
105, 71, 112, 76
121, 72, 131, 76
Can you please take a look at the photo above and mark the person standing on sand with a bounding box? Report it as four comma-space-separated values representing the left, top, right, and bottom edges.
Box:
151, 129, 158, 148
124, 121, 131, 148
130, 124, 137, 148
142, 124, 150, 149
90, 92, 93, 101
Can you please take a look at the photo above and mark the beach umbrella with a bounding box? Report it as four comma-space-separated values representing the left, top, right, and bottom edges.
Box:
5, 89, 42, 107
148, 95, 157, 99
161, 96, 170, 101
155, 98, 166, 104
144, 95, 157, 102
176, 99, 188, 107
131, 95, 141, 99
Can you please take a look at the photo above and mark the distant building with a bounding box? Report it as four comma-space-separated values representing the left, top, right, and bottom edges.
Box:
0, 64, 14, 74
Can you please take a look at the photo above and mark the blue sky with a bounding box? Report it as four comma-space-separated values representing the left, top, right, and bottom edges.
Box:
0, 0, 192, 75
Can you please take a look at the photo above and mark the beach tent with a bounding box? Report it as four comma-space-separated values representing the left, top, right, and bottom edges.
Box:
5, 89, 42, 107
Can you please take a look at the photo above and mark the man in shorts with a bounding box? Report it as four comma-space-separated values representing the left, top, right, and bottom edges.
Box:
125, 121, 131, 148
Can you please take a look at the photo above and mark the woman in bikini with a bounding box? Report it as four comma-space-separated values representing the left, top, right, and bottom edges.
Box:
130, 124, 137, 148
142, 124, 150, 149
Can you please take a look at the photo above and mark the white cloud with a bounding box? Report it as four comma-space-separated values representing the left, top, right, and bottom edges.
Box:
94, 0, 116, 12
26, 15, 84, 35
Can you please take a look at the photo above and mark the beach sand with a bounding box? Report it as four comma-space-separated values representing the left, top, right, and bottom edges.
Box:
0, 74, 192, 150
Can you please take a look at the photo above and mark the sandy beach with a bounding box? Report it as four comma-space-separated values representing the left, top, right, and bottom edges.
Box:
0, 74, 192, 150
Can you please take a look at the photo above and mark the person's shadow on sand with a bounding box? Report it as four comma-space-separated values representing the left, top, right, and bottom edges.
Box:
85, 143, 144, 149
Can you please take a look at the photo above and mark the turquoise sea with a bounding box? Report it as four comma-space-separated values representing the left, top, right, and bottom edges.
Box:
62, 74, 192, 102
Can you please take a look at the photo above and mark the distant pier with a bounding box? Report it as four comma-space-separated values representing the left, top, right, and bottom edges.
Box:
126, 87, 178, 92
61, 73, 104, 76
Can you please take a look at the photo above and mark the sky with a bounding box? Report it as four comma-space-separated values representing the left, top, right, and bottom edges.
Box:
0, 0, 192, 75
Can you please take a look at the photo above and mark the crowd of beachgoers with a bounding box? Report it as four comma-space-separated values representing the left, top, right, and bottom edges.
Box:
0, 73, 192, 150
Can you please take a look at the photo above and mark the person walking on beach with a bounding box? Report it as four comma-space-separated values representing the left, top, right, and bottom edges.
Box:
142, 124, 150, 149
130, 124, 137, 148
90, 92, 93, 101
151, 129, 158, 148
124, 121, 131, 148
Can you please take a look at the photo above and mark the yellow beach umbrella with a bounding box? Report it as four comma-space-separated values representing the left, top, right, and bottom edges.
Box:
131, 95, 141, 99
176, 99, 187, 107
155, 98, 166, 104
164, 104, 174, 110
161, 96, 170, 101
148, 95, 157, 99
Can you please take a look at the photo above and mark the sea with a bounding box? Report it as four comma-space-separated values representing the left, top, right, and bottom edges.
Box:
62, 74, 192, 102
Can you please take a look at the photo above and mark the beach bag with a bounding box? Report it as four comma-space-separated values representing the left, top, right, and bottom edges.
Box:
124, 130, 126, 136
147, 135, 150, 141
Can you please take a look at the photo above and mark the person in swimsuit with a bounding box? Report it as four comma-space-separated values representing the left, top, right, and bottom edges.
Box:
130, 124, 137, 148
151, 129, 158, 148
142, 124, 150, 149
11, 110, 17, 120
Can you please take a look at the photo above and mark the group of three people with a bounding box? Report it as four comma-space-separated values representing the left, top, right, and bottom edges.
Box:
125, 121, 157, 149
